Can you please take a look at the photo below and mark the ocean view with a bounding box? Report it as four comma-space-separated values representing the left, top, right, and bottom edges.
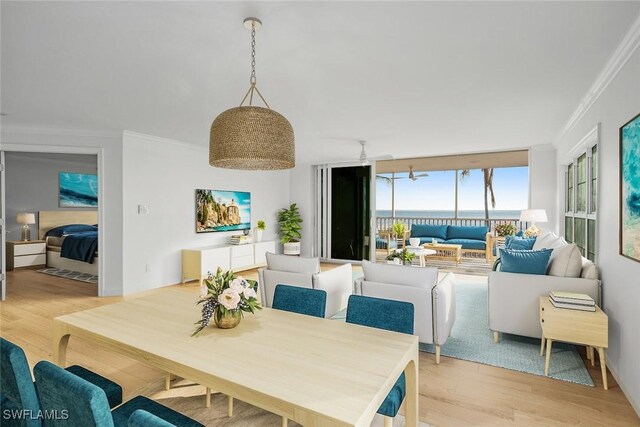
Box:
376, 210, 521, 219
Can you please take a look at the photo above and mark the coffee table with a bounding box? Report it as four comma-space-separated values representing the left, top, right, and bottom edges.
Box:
399, 247, 437, 267
421, 243, 462, 266
52, 289, 419, 426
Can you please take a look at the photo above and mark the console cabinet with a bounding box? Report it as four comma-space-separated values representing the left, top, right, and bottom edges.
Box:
182, 241, 276, 284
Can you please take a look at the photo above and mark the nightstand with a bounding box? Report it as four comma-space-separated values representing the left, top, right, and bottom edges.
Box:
6, 240, 46, 270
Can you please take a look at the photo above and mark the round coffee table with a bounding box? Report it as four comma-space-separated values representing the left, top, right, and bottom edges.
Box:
396, 247, 437, 267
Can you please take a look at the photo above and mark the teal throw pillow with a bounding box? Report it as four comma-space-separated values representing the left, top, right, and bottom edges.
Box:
499, 248, 552, 275
505, 236, 536, 250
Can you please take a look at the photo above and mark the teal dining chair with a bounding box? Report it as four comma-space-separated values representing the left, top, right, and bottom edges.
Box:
346, 295, 415, 427
272, 284, 327, 318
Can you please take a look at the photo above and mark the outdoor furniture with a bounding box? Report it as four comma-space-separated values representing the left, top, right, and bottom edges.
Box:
421, 243, 462, 266
377, 229, 410, 255
408, 224, 492, 262
396, 246, 437, 267
354, 260, 456, 364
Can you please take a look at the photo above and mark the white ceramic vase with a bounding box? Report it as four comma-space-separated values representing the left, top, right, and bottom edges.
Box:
283, 241, 301, 255
255, 228, 263, 242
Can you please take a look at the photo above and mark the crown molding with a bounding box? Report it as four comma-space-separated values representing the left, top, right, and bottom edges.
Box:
555, 12, 640, 144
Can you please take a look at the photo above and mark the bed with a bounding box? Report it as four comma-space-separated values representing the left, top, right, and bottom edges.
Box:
38, 211, 99, 276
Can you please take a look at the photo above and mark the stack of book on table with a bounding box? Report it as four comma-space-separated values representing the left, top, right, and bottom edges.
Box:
549, 291, 596, 312
230, 235, 253, 245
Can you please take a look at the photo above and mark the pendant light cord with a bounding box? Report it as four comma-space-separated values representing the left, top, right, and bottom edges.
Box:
239, 20, 271, 109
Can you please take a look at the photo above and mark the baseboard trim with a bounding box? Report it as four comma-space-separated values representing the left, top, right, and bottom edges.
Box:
606, 359, 640, 417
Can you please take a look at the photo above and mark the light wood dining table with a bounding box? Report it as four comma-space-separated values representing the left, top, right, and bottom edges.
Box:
52, 289, 419, 426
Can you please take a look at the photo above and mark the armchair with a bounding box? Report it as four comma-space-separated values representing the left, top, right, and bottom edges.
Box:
354, 260, 456, 364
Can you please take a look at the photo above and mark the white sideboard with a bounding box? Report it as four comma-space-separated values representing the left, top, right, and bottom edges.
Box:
182, 241, 276, 284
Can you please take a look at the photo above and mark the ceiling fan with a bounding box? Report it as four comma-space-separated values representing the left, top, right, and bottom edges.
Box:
378, 166, 429, 181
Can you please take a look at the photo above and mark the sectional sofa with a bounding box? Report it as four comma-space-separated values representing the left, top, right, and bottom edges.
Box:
408, 224, 492, 262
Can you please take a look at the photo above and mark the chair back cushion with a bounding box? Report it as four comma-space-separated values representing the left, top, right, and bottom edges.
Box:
0, 338, 41, 427
410, 224, 448, 240
362, 260, 437, 288
446, 225, 488, 241
346, 295, 414, 335
128, 410, 175, 427
261, 270, 313, 308
547, 243, 583, 277
505, 236, 537, 250
499, 248, 553, 275
265, 253, 320, 274
34, 360, 115, 427
272, 285, 327, 318
312, 264, 353, 318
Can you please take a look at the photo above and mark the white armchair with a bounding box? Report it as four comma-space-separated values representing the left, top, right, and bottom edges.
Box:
354, 260, 456, 364
258, 253, 352, 318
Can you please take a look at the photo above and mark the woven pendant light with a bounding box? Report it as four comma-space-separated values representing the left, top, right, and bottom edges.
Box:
209, 18, 295, 170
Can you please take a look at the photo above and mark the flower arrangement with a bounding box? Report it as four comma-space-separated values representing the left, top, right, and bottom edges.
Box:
192, 268, 261, 336
494, 223, 516, 237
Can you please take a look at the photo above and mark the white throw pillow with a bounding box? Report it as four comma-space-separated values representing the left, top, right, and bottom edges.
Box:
532, 231, 566, 251
547, 243, 583, 277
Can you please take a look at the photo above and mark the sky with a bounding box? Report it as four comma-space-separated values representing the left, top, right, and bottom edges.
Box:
376, 167, 529, 211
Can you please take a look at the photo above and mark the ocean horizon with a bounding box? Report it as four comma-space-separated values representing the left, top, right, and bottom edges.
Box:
376, 210, 521, 219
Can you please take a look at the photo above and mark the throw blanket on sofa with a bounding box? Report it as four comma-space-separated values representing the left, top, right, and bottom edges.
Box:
61, 231, 98, 263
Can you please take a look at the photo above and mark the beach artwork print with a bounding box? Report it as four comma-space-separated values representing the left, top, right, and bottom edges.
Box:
196, 189, 251, 233
59, 172, 98, 207
621, 113, 640, 262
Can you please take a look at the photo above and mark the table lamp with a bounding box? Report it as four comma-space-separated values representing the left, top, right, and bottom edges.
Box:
16, 212, 36, 241
520, 209, 547, 237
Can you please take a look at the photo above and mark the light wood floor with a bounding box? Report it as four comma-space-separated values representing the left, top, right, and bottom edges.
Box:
2, 268, 639, 426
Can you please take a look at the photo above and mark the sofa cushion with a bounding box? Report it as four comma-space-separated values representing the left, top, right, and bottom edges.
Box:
313, 263, 353, 318
446, 225, 488, 241
499, 248, 553, 275
444, 238, 486, 250
410, 224, 448, 240
407, 237, 446, 246
266, 252, 320, 274
505, 236, 536, 250
361, 260, 437, 288
532, 231, 566, 250
547, 243, 583, 278
375, 236, 397, 250
581, 258, 599, 280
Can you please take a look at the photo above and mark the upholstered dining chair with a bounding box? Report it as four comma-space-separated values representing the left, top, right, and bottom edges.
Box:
346, 295, 415, 427
0, 337, 122, 427
34, 360, 203, 427
127, 409, 175, 427
272, 284, 327, 318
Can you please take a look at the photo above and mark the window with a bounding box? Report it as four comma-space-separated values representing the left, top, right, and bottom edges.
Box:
564, 143, 597, 261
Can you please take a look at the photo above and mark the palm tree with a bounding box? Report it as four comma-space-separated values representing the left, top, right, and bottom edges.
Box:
460, 168, 496, 225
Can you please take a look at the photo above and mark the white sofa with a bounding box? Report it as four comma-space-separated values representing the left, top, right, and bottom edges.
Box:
258, 253, 353, 319
354, 260, 456, 364
488, 233, 601, 341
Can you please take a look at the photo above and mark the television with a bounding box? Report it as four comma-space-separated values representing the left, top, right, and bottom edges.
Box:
59, 172, 98, 207
196, 189, 251, 233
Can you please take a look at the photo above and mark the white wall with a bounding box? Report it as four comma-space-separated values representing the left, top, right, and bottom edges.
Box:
4, 152, 97, 239
555, 46, 640, 414
288, 162, 315, 257
121, 132, 290, 294
529, 146, 558, 233
1, 128, 124, 296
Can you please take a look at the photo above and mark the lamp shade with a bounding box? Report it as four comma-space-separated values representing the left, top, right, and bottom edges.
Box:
520, 209, 548, 223
209, 106, 295, 170
16, 212, 36, 225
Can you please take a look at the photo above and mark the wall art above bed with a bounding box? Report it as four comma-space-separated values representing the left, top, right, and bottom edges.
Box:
620, 112, 640, 263
59, 172, 98, 207
196, 189, 251, 233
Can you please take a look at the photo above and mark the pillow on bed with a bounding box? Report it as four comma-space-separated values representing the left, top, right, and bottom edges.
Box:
45, 224, 97, 237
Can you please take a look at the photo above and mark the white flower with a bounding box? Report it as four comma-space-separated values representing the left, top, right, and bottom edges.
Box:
199, 285, 208, 299
242, 287, 257, 299
218, 288, 240, 310
229, 278, 245, 292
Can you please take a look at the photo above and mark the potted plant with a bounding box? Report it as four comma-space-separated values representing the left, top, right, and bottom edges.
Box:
278, 203, 302, 255
255, 220, 266, 242
386, 248, 415, 266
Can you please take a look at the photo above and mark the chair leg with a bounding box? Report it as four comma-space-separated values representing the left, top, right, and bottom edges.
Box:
493, 331, 499, 343
281, 417, 288, 427
228, 396, 233, 417
435, 345, 441, 365
383, 416, 393, 427
205, 387, 211, 408
165, 373, 172, 390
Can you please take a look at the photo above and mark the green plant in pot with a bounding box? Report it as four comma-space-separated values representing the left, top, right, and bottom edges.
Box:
386, 248, 415, 265
278, 203, 302, 255
392, 221, 406, 239
255, 220, 266, 243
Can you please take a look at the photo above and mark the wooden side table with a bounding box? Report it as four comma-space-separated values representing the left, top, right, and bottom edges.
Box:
6, 240, 46, 270
539, 296, 609, 389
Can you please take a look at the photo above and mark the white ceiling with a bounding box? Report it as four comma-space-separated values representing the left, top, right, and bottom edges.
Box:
2, 2, 639, 164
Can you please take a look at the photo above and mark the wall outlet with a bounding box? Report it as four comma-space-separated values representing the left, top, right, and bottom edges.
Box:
138, 204, 150, 214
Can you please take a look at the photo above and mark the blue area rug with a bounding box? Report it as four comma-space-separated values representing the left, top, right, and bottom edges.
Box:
420, 279, 594, 386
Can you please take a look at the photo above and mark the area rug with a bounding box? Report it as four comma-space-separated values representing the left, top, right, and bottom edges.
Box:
135, 377, 431, 427
420, 279, 594, 386
37, 268, 98, 284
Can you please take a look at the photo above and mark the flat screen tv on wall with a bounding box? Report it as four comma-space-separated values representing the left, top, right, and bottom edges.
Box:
196, 189, 251, 233
59, 172, 98, 207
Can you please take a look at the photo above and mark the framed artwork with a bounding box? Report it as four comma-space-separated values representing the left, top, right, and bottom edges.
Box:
196, 189, 251, 233
620, 112, 640, 262
59, 172, 98, 207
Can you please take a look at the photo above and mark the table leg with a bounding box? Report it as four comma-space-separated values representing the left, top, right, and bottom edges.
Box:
52, 322, 70, 367
598, 347, 608, 390
420, 254, 425, 267
540, 337, 546, 356
590, 347, 596, 366
404, 358, 419, 427
544, 339, 553, 376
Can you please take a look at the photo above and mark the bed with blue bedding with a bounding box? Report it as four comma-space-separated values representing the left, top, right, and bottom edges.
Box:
44, 224, 99, 274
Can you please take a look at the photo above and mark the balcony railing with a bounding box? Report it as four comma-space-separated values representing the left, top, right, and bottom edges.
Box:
376, 216, 527, 233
